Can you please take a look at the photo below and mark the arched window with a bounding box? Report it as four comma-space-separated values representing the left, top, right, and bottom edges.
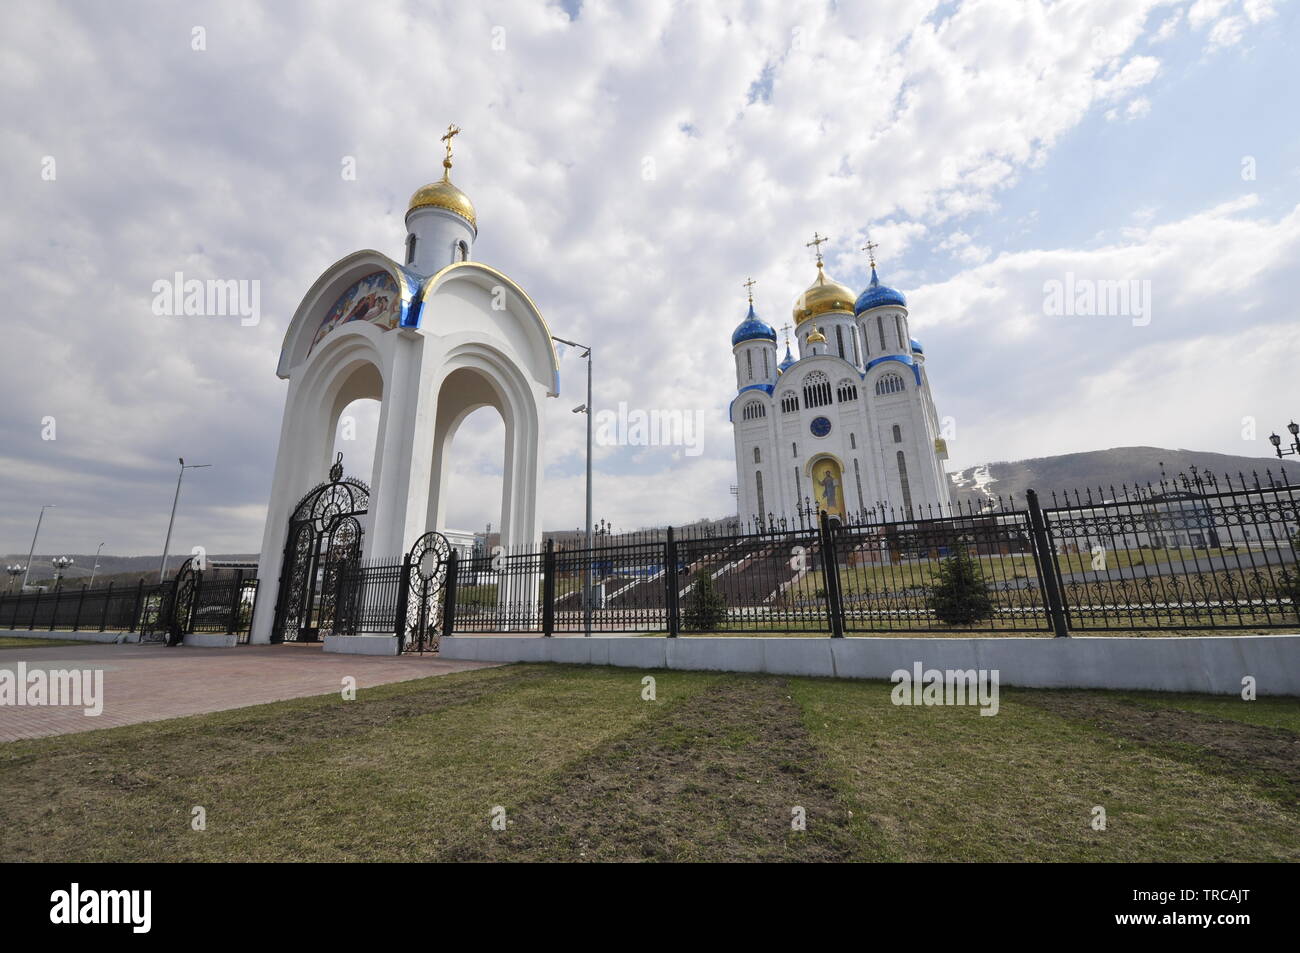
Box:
746, 351, 753, 380
897, 450, 913, 517
780, 391, 799, 414
792, 442, 798, 457
895, 314, 905, 351
835, 325, 845, 358
755, 471, 765, 519
741, 400, 766, 421
861, 321, 871, 358
850, 327, 860, 365
849, 432, 857, 450
803, 371, 832, 408
836, 379, 858, 402
763, 350, 770, 378
456, 240, 469, 262
875, 373, 905, 396
892, 424, 902, 443
753, 447, 761, 463
877, 314, 886, 352
405, 233, 418, 265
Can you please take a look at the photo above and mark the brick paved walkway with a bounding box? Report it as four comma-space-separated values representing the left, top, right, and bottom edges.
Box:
0, 642, 500, 741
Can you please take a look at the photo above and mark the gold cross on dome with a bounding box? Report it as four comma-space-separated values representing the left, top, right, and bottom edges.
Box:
805, 232, 829, 264
743, 277, 757, 303
862, 238, 879, 267
441, 123, 461, 166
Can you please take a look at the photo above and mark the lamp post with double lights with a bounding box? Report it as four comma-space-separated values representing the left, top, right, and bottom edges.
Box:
6, 565, 23, 592
552, 335, 594, 637
160, 458, 212, 582
88, 542, 106, 588
1269, 421, 1300, 459
21, 504, 55, 591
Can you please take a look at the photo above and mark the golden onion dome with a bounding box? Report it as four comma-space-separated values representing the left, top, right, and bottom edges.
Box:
408, 163, 477, 230
806, 324, 827, 344
794, 262, 855, 325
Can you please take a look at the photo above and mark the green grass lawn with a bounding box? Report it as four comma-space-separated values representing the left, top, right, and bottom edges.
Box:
0, 636, 87, 649
0, 664, 1294, 862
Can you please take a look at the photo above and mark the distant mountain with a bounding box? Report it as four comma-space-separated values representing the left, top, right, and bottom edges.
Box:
948, 446, 1297, 509
2, 554, 259, 586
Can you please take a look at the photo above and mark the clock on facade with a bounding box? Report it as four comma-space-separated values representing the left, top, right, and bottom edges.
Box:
810, 416, 832, 437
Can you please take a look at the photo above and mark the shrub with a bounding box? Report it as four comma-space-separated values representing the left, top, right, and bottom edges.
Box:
928, 546, 995, 626
683, 570, 727, 631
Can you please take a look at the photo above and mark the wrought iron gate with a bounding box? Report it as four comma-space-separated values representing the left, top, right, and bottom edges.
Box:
400, 531, 451, 653
272, 454, 369, 643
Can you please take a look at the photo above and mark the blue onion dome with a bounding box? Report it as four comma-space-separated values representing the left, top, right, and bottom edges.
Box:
855, 264, 907, 313
910, 337, 923, 354
778, 343, 796, 373
731, 303, 777, 346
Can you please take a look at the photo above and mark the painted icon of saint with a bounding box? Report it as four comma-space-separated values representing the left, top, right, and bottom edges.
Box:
818, 468, 839, 509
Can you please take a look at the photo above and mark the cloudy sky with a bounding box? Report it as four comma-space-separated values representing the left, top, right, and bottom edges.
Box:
2, 0, 1298, 560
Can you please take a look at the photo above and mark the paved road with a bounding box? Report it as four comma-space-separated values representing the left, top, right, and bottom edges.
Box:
0, 642, 500, 742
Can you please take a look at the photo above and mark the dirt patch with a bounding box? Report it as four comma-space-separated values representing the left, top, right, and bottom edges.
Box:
1019, 691, 1300, 811
452, 676, 859, 862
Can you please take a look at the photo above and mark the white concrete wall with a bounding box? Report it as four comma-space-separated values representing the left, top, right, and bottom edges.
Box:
436, 634, 1300, 696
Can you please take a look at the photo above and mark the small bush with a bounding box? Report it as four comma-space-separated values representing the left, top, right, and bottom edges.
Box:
683, 570, 727, 631
928, 546, 995, 626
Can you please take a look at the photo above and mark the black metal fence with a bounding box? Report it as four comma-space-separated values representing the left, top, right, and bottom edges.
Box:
426, 470, 1299, 638
0, 569, 259, 643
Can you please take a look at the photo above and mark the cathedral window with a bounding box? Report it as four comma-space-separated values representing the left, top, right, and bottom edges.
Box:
803, 371, 832, 408
861, 322, 871, 357
746, 351, 753, 380
892, 424, 902, 443
836, 379, 858, 402
875, 373, 905, 396
741, 400, 766, 421
456, 240, 469, 262
849, 433, 856, 450
763, 350, 770, 378
897, 450, 913, 518
877, 314, 886, 352
780, 391, 799, 414
792, 442, 797, 457
835, 325, 845, 359
895, 314, 905, 351
405, 233, 418, 265
850, 327, 860, 365
753, 447, 761, 463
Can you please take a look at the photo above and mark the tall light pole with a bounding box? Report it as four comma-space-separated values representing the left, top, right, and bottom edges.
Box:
160, 458, 211, 582
21, 504, 54, 591
552, 336, 593, 636
88, 541, 105, 588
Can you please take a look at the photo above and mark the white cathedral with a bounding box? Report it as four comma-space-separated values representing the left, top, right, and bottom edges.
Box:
729, 238, 951, 527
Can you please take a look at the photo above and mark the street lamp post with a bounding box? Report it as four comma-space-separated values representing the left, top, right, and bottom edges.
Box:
552, 336, 593, 636
88, 542, 105, 588
160, 458, 212, 582
6, 565, 23, 592
1269, 421, 1300, 459
51, 555, 73, 589
21, 504, 55, 591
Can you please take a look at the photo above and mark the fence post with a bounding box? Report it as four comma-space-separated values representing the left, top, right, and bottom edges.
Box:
1026, 489, 1070, 638
73, 584, 87, 631
228, 570, 244, 635
818, 510, 845, 638
395, 553, 412, 648
443, 551, 459, 637
129, 579, 144, 633
100, 582, 114, 632
0, 591, 6, 629
541, 539, 556, 637
665, 526, 679, 637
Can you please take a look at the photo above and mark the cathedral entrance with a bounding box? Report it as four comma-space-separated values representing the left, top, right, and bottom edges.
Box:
271, 454, 369, 643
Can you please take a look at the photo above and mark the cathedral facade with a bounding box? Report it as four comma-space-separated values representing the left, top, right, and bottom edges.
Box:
729, 244, 951, 527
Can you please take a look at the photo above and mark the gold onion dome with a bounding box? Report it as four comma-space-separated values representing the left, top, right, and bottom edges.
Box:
408, 169, 477, 229
794, 262, 855, 325
806, 324, 827, 344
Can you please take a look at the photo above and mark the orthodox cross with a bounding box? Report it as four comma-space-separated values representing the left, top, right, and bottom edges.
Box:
862, 238, 879, 268
743, 277, 757, 304
805, 232, 829, 265
441, 123, 461, 169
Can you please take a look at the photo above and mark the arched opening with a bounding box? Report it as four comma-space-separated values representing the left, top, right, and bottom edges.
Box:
331, 398, 381, 486
426, 366, 510, 543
